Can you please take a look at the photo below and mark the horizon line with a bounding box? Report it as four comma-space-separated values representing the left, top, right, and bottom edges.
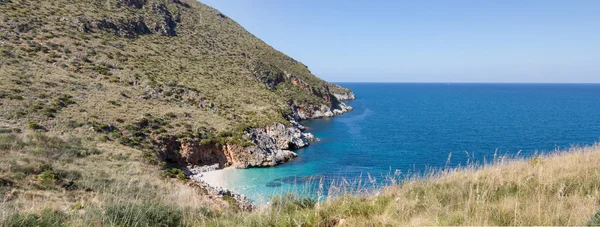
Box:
330, 81, 600, 84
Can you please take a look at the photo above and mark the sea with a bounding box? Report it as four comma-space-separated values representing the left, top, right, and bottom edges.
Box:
208, 83, 600, 204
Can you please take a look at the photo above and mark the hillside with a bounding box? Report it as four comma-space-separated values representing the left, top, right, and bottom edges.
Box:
0, 0, 358, 224
0, 0, 354, 170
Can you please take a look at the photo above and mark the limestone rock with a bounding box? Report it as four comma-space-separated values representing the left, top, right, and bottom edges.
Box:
290, 102, 352, 120
233, 128, 298, 168
265, 122, 314, 150
333, 92, 356, 101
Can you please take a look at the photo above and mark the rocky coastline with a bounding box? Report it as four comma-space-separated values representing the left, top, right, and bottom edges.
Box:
185, 88, 356, 207
186, 165, 254, 211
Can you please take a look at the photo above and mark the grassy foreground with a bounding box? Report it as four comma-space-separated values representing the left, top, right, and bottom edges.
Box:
3, 131, 600, 226
205, 144, 600, 226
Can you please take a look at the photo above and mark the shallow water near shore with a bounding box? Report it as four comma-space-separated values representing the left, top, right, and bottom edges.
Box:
204, 83, 600, 204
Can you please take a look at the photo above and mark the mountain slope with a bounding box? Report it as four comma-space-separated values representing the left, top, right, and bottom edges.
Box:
0, 0, 354, 169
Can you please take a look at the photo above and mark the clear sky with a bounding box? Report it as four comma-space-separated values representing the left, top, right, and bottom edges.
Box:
201, 0, 600, 83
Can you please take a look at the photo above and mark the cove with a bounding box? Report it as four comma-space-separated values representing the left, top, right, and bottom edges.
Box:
205, 83, 600, 204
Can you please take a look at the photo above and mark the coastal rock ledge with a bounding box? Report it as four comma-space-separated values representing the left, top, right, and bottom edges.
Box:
182, 86, 354, 204
166, 87, 355, 171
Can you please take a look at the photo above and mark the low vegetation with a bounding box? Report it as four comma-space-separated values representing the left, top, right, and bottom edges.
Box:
200, 144, 600, 226
3, 130, 600, 226
0, 131, 230, 227
0, 0, 342, 141
0, 0, 348, 175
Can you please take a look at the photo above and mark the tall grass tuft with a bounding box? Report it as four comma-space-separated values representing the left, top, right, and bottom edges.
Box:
2, 209, 67, 227
102, 202, 183, 227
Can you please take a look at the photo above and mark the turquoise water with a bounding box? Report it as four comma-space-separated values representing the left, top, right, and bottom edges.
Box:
215, 83, 600, 204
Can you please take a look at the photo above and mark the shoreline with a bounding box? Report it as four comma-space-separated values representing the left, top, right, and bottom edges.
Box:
188, 165, 255, 210
188, 98, 356, 206
193, 166, 235, 189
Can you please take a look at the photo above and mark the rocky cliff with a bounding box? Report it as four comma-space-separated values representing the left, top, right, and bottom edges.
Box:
159, 105, 352, 169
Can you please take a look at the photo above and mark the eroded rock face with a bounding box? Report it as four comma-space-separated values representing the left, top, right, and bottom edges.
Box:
94, 17, 152, 38
156, 123, 306, 169
333, 92, 356, 101
179, 142, 233, 168
153, 75, 353, 170
234, 128, 298, 168
116, 0, 146, 9
265, 122, 312, 150
76, 0, 180, 38
252, 62, 286, 89
290, 101, 352, 120
149, 2, 177, 36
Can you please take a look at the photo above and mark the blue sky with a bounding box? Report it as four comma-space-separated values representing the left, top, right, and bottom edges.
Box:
201, 0, 600, 83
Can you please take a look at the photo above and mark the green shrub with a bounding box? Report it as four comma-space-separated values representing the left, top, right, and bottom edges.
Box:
163, 168, 186, 181
167, 81, 177, 87
37, 170, 57, 186
27, 121, 44, 130
2, 209, 67, 227
165, 112, 177, 119
71, 202, 84, 210
217, 131, 234, 138
108, 100, 121, 106
104, 203, 183, 227
55, 94, 76, 107
27, 133, 101, 159
66, 120, 84, 128
271, 194, 317, 214
588, 209, 600, 226
99, 134, 110, 142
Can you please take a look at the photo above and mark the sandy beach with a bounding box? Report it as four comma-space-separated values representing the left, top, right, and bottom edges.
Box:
195, 167, 237, 190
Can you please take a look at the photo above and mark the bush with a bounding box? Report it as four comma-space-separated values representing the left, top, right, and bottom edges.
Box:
165, 112, 177, 119
26, 133, 101, 159
163, 168, 186, 181
271, 194, 317, 214
2, 209, 67, 227
27, 121, 44, 130
99, 134, 110, 142
108, 100, 121, 106
104, 203, 183, 227
55, 94, 76, 107
37, 170, 57, 186
66, 120, 84, 128
588, 209, 600, 226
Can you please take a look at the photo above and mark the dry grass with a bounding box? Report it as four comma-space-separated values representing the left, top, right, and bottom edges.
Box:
2, 131, 600, 226
361, 144, 600, 226
203, 144, 600, 226
0, 132, 229, 226
377, 145, 599, 225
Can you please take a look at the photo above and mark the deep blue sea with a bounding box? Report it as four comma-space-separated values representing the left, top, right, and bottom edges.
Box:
211, 83, 600, 204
